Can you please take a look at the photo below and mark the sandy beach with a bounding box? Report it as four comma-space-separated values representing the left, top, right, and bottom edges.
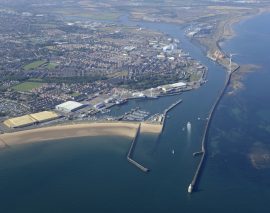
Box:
140, 122, 162, 134
0, 122, 162, 148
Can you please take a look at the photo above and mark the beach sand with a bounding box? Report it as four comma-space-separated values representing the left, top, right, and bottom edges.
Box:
0, 122, 162, 148
140, 122, 162, 134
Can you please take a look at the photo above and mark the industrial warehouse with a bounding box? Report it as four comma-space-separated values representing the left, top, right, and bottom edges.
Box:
3, 111, 60, 128
55, 101, 86, 113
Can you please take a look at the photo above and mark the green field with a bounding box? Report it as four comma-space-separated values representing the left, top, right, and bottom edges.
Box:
71, 92, 81, 97
12, 81, 44, 92
23, 60, 47, 71
46, 63, 58, 70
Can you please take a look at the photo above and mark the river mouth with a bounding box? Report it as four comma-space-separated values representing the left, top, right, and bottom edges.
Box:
0, 12, 228, 212
4, 8, 270, 213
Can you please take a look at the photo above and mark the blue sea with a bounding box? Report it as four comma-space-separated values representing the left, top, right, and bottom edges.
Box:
0, 12, 270, 213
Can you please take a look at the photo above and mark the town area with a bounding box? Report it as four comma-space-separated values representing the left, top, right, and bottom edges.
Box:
0, 4, 207, 132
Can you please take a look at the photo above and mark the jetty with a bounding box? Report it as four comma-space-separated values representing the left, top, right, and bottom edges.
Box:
188, 65, 239, 193
127, 123, 150, 172
161, 99, 183, 132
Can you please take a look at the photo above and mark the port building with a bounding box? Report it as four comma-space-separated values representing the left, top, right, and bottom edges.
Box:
55, 101, 85, 113
158, 82, 186, 93
30, 111, 60, 123
94, 102, 105, 110
4, 115, 37, 128
3, 111, 60, 128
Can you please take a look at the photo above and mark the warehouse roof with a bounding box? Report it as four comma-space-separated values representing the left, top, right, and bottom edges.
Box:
3, 111, 60, 128
3, 115, 36, 128
56, 101, 84, 111
30, 111, 59, 122
170, 82, 186, 87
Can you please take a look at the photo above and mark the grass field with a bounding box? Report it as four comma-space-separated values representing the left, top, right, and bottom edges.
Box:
23, 60, 47, 71
46, 63, 58, 70
12, 81, 44, 92
71, 92, 81, 97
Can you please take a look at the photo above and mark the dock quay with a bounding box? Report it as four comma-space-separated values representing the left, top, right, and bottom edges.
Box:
157, 92, 182, 97
188, 65, 239, 194
127, 123, 150, 173
161, 99, 183, 132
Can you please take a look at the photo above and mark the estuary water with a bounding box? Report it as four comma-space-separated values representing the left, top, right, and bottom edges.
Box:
0, 13, 270, 213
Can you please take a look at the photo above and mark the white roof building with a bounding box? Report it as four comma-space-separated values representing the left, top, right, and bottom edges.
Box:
158, 82, 187, 93
56, 101, 85, 113
170, 82, 186, 87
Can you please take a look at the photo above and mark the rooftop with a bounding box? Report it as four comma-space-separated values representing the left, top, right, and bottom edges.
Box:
56, 101, 84, 111
3, 115, 36, 128
30, 111, 59, 122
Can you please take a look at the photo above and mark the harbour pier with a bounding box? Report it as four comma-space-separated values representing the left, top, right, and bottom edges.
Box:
161, 99, 183, 132
127, 123, 150, 172
188, 66, 239, 193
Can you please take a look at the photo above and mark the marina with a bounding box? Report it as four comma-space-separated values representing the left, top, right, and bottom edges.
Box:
121, 108, 150, 122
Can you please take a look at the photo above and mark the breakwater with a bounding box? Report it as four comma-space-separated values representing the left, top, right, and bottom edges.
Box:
127, 123, 150, 172
161, 99, 183, 132
188, 66, 239, 193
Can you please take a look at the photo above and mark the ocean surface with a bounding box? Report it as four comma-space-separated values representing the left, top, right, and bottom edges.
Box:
0, 13, 270, 213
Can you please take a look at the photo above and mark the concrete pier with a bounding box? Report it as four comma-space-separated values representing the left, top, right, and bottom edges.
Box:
127, 123, 150, 172
161, 99, 183, 132
188, 66, 239, 193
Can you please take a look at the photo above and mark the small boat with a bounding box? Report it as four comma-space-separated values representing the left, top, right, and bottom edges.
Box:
172, 149, 175, 155
188, 184, 193, 193
187, 122, 191, 131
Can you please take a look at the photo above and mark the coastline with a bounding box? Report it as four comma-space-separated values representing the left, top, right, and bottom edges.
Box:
217, 8, 270, 45
192, 8, 270, 72
217, 9, 270, 93
0, 121, 162, 148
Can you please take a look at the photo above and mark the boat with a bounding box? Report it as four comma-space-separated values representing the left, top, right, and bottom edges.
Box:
147, 95, 158, 99
115, 99, 127, 105
172, 149, 175, 155
187, 122, 191, 131
188, 184, 193, 193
